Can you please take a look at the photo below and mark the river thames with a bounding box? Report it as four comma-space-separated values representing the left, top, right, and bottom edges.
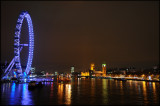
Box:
1, 78, 159, 105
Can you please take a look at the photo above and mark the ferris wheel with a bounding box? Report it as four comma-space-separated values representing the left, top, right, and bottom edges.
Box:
3, 11, 34, 78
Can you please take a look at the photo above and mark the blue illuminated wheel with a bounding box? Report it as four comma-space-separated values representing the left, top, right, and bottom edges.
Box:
14, 11, 34, 75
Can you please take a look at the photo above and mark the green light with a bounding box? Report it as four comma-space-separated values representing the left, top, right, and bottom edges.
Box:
102, 64, 106, 67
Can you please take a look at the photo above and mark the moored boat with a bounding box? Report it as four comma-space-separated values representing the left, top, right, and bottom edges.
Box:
28, 81, 36, 89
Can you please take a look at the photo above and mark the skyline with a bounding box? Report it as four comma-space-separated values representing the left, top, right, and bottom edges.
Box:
1, 1, 159, 72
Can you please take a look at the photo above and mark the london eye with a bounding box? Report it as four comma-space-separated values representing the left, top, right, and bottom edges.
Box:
2, 11, 34, 78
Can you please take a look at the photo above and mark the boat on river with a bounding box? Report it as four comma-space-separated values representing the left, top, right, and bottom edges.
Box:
58, 74, 71, 83
28, 81, 36, 89
28, 81, 43, 89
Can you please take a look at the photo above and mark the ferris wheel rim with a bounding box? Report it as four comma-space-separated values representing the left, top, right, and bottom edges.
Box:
14, 11, 34, 75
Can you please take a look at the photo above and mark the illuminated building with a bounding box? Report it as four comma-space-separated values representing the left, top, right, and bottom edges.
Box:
71, 67, 74, 73
102, 64, 106, 76
92, 71, 103, 77
81, 72, 90, 76
90, 63, 106, 77
55, 72, 58, 76
90, 63, 95, 71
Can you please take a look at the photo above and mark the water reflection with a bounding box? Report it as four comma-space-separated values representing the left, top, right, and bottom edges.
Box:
65, 84, 71, 105
128, 80, 132, 88
152, 82, 157, 103
10, 83, 16, 105
119, 81, 123, 89
135, 81, 138, 89
58, 83, 64, 104
21, 84, 33, 105
119, 81, 124, 95
57, 83, 72, 105
9, 83, 34, 105
152, 82, 156, 93
1, 79, 160, 105
115, 80, 118, 88
142, 81, 148, 104
50, 82, 54, 97
77, 78, 81, 95
102, 79, 108, 104
91, 78, 95, 96
78, 78, 81, 85
109, 79, 112, 89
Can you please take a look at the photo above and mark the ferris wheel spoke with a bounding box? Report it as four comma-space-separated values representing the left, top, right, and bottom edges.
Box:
20, 44, 29, 47
14, 11, 34, 76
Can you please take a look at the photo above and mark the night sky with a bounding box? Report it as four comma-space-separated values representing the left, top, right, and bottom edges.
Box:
1, 1, 159, 73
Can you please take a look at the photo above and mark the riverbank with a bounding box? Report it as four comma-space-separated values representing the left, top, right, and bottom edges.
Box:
82, 76, 160, 82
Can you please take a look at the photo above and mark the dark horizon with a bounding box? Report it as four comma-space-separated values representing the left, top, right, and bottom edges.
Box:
1, 1, 159, 73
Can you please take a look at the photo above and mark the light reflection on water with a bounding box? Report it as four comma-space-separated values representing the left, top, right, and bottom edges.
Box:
152, 82, 157, 103
10, 83, 16, 105
65, 84, 71, 105
9, 83, 34, 105
1, 79, 160, 105
21, 84, 33, 105
102, 79, 108, 104
143, 81, 148, 104
58, 83, 63, 104
91, 78, 95, 96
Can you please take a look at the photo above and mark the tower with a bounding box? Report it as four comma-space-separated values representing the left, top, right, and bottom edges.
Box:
90, 63, 95, 71
71, 67, 74, 73
102, 64, 106, 76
